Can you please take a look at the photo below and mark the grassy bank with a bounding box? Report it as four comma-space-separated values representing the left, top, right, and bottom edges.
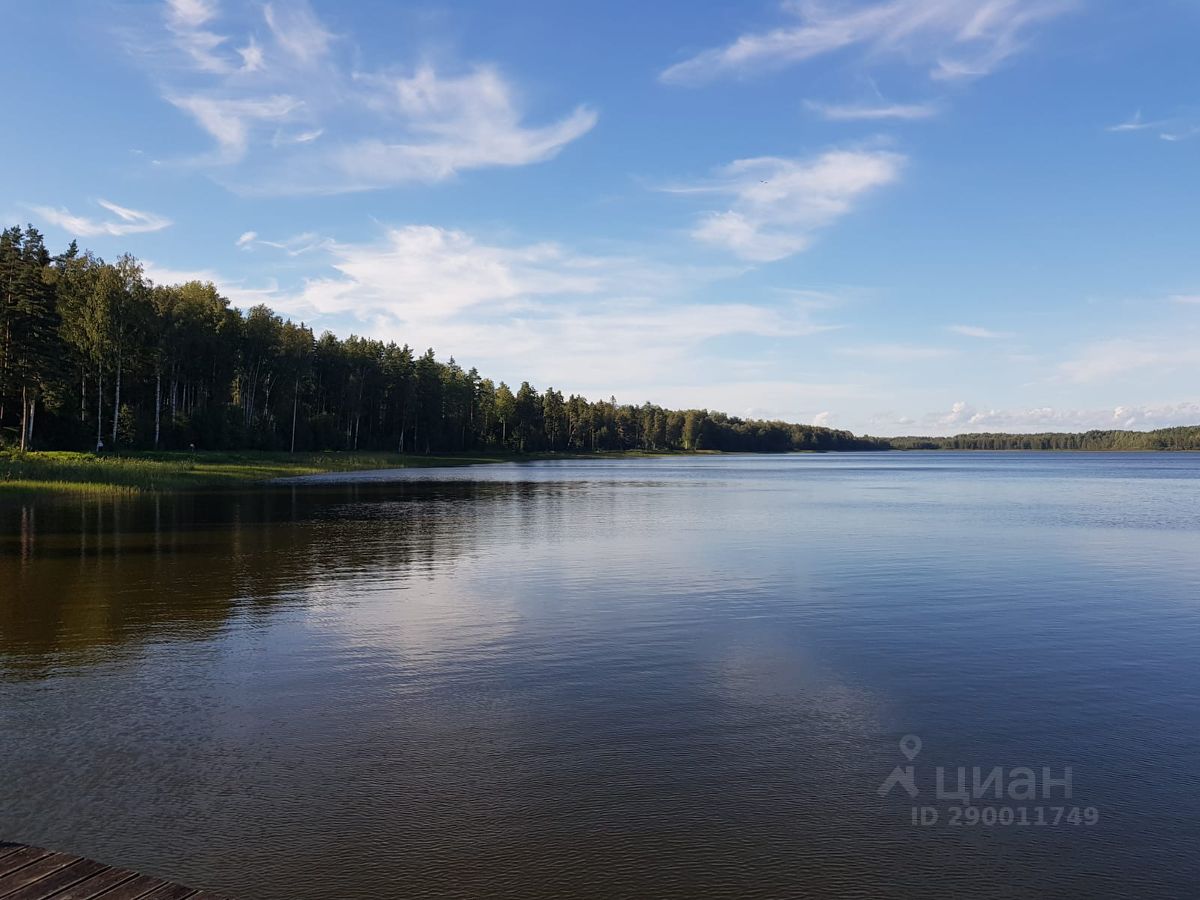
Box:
0, 449, 521, 495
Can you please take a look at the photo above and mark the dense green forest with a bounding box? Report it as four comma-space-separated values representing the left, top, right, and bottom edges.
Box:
0, 225, 881, 454
887, 428, 1200, 451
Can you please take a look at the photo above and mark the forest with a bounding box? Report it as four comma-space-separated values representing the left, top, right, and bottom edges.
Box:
887, 428, 1200, 451
0, 225, 883, 455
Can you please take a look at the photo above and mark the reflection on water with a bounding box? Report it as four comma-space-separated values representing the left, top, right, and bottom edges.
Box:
2, 454, 1199, 898
1, 482, 553, 670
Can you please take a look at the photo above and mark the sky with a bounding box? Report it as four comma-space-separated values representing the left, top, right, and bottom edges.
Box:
2, 0, 1198, 436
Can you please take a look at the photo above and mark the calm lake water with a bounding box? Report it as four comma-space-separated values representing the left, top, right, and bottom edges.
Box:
2, 453, 1199, 898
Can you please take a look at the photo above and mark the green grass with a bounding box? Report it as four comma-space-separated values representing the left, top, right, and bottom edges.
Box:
0, 477, 141, 496
0, 449, 517, 495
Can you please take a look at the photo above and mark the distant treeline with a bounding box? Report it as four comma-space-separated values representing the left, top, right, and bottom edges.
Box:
0, 225, 880, 454
887, 428, 1200, 451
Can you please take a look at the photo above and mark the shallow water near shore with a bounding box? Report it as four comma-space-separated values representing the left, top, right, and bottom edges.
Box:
2, 452, 1199, 898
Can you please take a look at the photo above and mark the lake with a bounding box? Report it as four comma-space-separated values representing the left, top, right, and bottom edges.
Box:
2, 453, 1198, 898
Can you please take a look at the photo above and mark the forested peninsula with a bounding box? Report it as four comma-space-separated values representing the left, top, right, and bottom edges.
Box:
3, 224, 1199, 462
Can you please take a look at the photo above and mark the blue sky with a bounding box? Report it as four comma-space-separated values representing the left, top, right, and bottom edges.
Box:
2, 0, 1199, 435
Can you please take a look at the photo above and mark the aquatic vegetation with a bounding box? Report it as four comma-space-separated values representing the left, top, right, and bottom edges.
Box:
0, 450, 509, 494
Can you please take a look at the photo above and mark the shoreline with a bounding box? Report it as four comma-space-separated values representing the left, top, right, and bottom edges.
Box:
0, 449, 699, 495
4, 446, 1197, 496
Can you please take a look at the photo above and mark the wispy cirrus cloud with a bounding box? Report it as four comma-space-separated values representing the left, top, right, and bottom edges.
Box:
236, 230, 324, 255
164, 0, 231, 73
135, 0, 597, 193
168, 94, 304, 161
28, 199, 172, 237
262, 2, 333, 65
1108, 108, 1200, 142
1159, 128, 1200, 143
667, 149, 904, 262
948, 324, 1012, 338
1056, 337, 1200, 386
660, 0, 1076, 86
804, 98, 940, 121
321, 66, 598, 190
1107, 109, 1157, 133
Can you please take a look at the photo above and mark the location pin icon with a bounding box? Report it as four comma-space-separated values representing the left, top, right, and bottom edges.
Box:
900, 734, 922, 760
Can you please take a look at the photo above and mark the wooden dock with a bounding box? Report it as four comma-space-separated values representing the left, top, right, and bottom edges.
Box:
0, 843, 227, 900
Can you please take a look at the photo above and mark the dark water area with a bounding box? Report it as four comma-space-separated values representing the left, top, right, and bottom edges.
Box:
2, 453, 1199, 898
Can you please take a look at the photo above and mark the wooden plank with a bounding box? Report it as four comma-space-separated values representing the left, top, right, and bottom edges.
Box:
80, 873, 169, 900
138, 886, 196, 900
0, 850, 50, 879
0, 852, 81, 897
0, 859, 106, 900
41, 867, 138, 900
0, 847, 226, 900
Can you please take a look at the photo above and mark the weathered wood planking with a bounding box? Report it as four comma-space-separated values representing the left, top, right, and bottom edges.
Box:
0, 843, 229, 900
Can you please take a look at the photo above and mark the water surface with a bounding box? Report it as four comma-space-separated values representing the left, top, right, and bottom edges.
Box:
3, 454, 1199, 898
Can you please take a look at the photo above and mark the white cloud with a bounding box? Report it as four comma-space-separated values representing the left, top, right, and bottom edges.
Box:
1108, 109, 1200, 142
837, 342, 956, 362
660, 0, 1075, 86
878, 400, 1200, 435
1107, 110, 1155, 133
1051, 336, 1200, 388
812, 411, 833, 426
29, 199, 172, 237
692, 211, 813, 262
1169, 294, 1200, 305
164, 0, 232, 74
1057, 338, 1200, 385
139, 1, 596, 192
1107, 402, 1200, 430
237, 37, 264, 72
243, 231, 324, 255
263, 2, 333, 65
1159, 126, 1200, 143
166, 0, 216, 29
320, 67, 598, 190
274, 127, 324, 146
948, 324, 1012, 338
168, 94, 304, 161
673, 149, 904, 262
805, 99, 940, 121
214, 223, 835, 398
287, 225, 605, 319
